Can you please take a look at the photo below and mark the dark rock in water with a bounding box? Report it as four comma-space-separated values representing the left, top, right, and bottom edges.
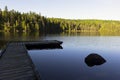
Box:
85, 53, 106, 67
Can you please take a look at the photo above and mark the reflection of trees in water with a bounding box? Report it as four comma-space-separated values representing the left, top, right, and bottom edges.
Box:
61, 31, 120, 36
61, 32, 100, 36
100, 31, 120, 36
0, 32, 45, 50
0, 40, 7, 50
85, 53, 106, 67
0, 32, 45, 41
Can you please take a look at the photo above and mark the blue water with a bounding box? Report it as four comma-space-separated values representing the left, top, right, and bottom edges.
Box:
29, 35, 120, 80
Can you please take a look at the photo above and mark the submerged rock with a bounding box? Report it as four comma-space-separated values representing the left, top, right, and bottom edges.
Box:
85, 53, 106, 67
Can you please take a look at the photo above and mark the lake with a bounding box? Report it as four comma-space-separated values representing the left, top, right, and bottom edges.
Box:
0, 32, 120, 80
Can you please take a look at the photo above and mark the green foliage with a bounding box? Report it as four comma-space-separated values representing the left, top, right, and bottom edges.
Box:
0, 6, 120, 33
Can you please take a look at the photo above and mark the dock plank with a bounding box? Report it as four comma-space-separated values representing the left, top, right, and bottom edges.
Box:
0, 42, 40, 80
0, 40, 62, 80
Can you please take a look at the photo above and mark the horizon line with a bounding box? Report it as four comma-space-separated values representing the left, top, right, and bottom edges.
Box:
1, 6, 120, 21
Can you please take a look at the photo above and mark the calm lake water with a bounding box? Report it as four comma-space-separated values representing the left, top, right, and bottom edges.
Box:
0, 32, 120, 80
28, 34, 120, 80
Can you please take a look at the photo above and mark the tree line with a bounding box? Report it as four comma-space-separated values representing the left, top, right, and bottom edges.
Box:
1, 6, 120, 33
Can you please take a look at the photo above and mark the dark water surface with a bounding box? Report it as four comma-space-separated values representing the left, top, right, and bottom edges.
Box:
29, 35, 120, 80
0, 32, 120, 80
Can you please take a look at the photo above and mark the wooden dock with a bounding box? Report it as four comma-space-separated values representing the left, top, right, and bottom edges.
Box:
25, 40, 63, 50
0, 40, 62, 80
0, 42, 40, 80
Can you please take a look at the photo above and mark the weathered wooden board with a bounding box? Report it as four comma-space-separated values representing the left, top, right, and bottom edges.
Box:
0, 40, 63, 80
0, 42, 40, 80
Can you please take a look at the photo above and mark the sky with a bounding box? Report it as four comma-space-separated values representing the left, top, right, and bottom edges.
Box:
0, 0, 120, 20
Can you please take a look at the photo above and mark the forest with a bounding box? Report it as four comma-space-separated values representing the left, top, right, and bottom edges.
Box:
1, 6, 120, 33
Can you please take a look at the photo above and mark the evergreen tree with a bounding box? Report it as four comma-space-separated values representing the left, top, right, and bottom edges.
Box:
1, 6, 120, 33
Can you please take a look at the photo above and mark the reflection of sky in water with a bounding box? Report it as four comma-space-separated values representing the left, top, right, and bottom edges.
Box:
44, 36, 120, 53
29, 36, 120, 80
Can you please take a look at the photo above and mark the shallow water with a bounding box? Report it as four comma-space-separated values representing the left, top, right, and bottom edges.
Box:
29, 35, 120, 80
